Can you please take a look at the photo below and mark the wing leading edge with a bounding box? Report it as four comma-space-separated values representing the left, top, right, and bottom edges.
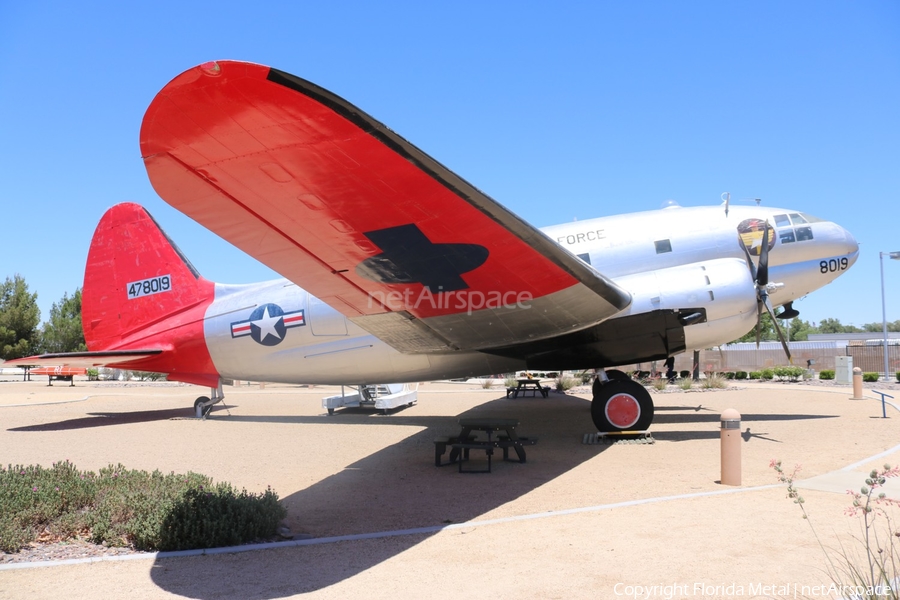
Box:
140, 60, 630, 352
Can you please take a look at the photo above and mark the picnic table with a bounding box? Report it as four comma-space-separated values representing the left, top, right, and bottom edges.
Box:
507, 379, 549, 399
434, 417, 537, 473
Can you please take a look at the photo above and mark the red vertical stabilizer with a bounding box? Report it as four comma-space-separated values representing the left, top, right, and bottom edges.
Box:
82, 203, 219, 387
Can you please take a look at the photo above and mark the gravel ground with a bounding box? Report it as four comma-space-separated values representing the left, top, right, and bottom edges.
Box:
1, 378, 899, 599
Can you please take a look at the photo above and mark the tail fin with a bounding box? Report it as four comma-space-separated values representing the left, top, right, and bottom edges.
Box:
82, 203, 215, 350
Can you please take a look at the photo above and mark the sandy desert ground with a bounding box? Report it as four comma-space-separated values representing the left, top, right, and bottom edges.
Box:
1, 376, 899, 599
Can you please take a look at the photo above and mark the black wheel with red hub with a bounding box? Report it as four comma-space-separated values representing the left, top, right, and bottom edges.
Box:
590, 379, 654, 433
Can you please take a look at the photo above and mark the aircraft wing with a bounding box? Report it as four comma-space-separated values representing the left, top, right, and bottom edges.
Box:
4, 351, 163, 369
140, 60, 631, 353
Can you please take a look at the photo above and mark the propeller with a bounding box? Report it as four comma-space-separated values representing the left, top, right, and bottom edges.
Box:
741, 221, 792, 362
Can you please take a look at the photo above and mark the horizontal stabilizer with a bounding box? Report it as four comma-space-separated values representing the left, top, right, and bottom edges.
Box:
5, 350, 163, 369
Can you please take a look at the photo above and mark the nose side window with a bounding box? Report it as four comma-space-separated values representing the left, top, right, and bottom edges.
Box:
795, 226, 814, 241
779, 229, 796, 244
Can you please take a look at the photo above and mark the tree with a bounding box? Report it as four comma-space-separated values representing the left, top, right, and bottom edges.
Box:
787, 317, 816, 342
40, 289, 86, 353
0, 275, 40, 360
817, 317, 863, 334
736, 312, 776, 343
862, 320, 900, 333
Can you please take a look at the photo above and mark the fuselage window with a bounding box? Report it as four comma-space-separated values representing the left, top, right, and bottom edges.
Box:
779, 229, 796, 244
655, 239, 672, 254
774, 214, 790, 227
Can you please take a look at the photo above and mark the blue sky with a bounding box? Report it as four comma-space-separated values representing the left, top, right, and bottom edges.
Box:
1, 1, 898, 329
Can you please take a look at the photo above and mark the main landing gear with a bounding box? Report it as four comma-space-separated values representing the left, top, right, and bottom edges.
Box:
194, 380, 225, 419
590, 369, 654, 433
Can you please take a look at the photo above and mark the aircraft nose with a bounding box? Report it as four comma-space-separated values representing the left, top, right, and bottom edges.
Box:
839, 223, 859, 258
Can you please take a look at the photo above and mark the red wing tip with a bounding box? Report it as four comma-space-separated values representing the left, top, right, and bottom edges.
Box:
199, 61, 222, 76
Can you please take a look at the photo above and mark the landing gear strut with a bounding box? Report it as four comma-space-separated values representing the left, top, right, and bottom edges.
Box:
590, 370, 654, 433
194, 380, 225, 419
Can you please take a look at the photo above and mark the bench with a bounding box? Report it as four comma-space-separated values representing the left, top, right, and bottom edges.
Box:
434, 435, 476, 466
496, 436, 538, 463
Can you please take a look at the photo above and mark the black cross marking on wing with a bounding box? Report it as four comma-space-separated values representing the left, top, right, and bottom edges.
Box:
355, 224, 489, 292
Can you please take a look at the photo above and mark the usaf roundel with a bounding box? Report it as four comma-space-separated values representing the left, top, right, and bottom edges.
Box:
230, 303, 305, 346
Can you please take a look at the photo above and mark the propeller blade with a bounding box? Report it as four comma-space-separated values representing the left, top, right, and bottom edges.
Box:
757, 220, 771, 286
741, 239, 758, 283
755, 301, 762, 349
763, 296, 792, 362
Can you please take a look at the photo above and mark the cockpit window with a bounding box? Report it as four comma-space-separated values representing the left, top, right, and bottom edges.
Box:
796, 226, 813, 241
774, 214, 791, 227
772, 212, 816, 244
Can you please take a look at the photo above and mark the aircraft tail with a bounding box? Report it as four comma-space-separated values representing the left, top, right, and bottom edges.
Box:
82, 203, 216, 352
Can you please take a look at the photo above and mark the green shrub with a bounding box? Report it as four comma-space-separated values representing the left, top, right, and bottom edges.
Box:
734, 371, 748, 380
0, 462, 285, 553
819, 369, 835, 380
863, 372, 880, 383
748, 371, 761, 380
773, 366, 804, 382
723, 371, 736, 380
678, 377, 693, 390
679, 370, 691, 379
896, 371, 900, 383
760, 368, 775, 380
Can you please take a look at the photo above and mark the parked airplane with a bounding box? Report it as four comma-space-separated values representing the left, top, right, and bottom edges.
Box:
8, 60, 859, 433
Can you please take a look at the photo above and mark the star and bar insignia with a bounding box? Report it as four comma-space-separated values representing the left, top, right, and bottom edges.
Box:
231, 303, 305, 346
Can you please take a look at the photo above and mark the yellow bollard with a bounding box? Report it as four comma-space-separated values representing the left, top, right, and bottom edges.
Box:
851, 367, 864, 400
720, 409, 741, 486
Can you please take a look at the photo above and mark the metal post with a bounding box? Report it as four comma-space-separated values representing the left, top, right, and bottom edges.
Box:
881, 251, 900, 382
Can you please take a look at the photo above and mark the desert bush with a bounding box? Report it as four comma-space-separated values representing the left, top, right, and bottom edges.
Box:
480, 379, 496, 389
896, 371, 900, 383
504, 375, 518, 388
678, 377, 693, 390
0, 462, 285, 553
748, 371, 761, 380
734, 371, 748, 380
679, 370, 691, 379
701, 373, 728, 389
863, 372, 880, 383
819, 369, 835, 380
555, 375, 578, 391
772, 460, 900, 600
650, 377, 668, 391
759, 368, 775, 381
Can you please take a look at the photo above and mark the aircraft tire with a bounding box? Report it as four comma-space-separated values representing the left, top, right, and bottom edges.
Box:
605, 369, 630, 381
590, 380, 654, 433
194, 396, 212, 418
